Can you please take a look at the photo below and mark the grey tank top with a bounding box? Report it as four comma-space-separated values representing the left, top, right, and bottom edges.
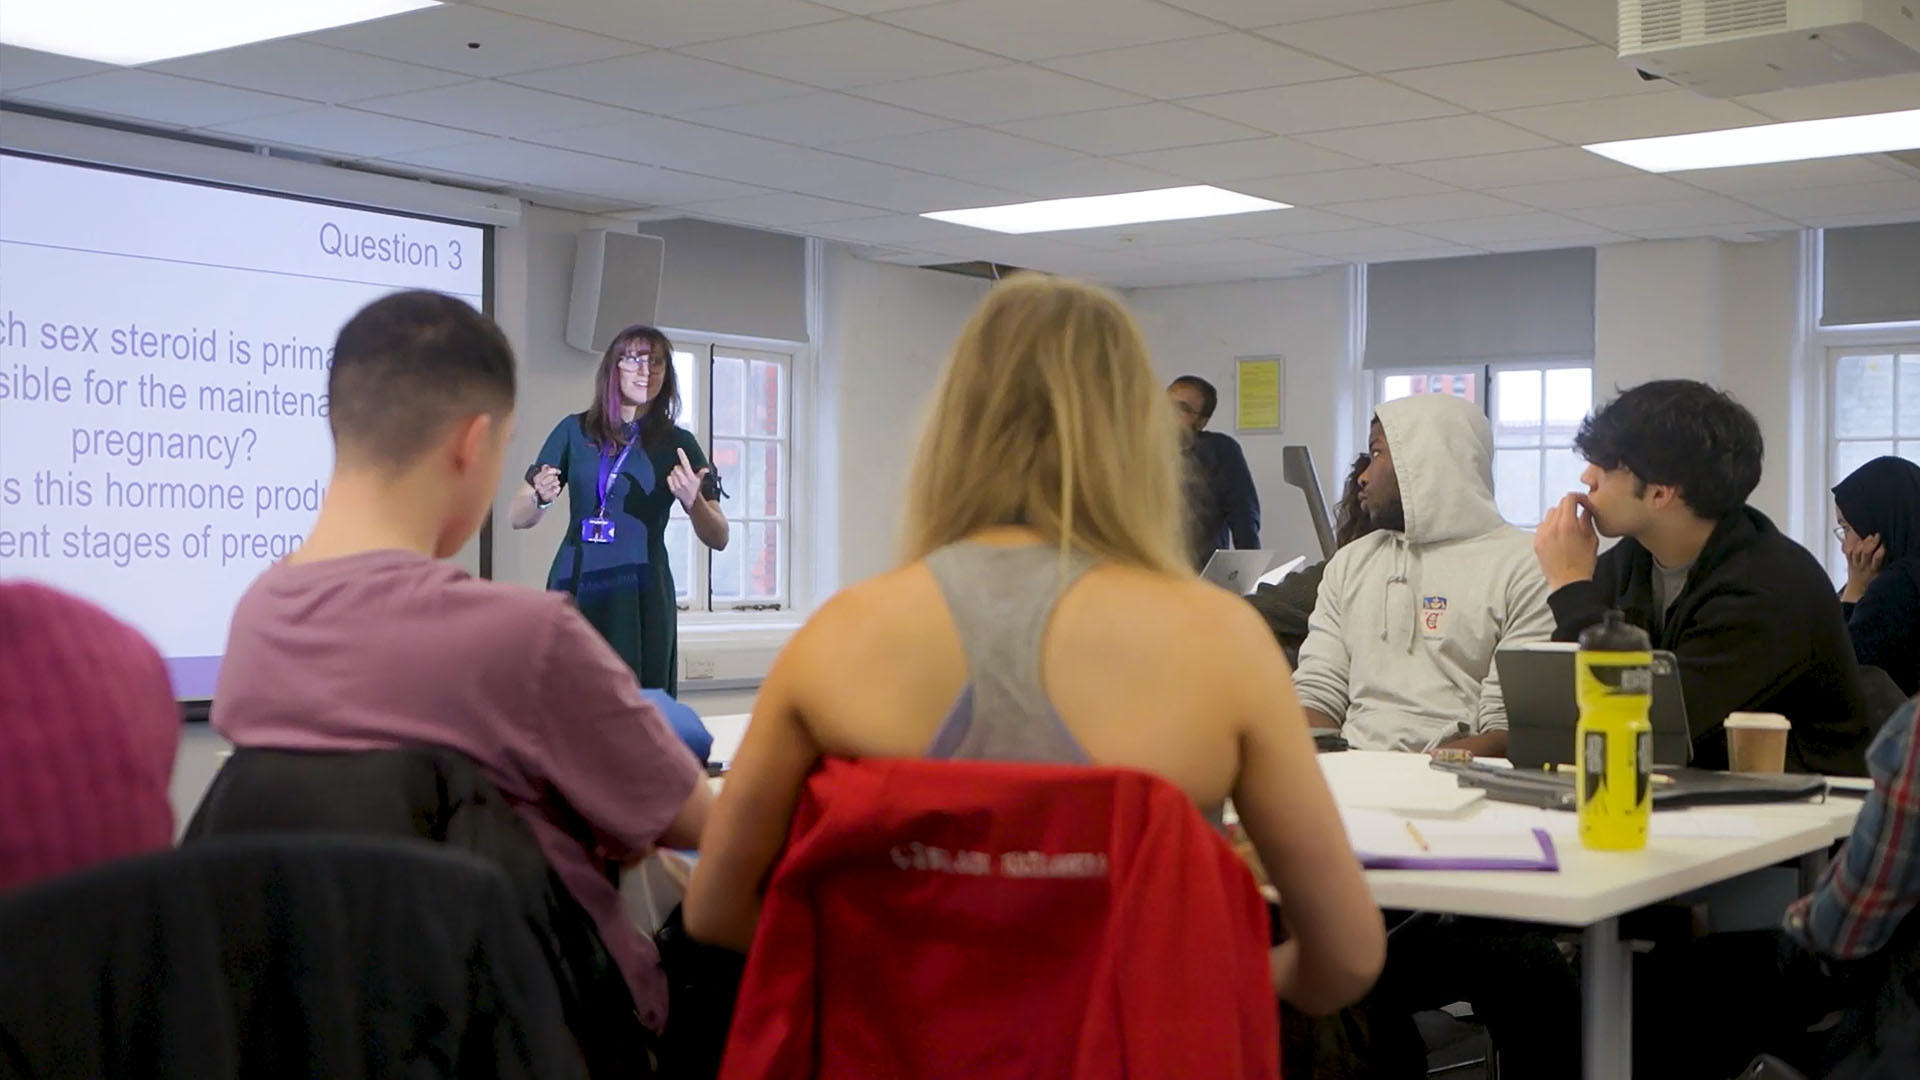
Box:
923, 543, 1097, 764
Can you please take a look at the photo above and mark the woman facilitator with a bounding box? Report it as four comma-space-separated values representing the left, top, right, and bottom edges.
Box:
510, 325, 726, 695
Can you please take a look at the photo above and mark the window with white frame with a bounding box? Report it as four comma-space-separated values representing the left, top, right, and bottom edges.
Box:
1814, 224, 1920, 580
664, 339, 793, 614
1373, 363, 1592, 528
1826, 348, 1920, 574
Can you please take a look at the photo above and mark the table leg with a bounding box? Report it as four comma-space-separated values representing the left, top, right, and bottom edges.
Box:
1799, 848, 1830, 893
1582, 917, 1632, 1080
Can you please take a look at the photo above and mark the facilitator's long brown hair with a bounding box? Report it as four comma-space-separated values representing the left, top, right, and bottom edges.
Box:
583, 325, 678, 450
902, 274, 1189, 576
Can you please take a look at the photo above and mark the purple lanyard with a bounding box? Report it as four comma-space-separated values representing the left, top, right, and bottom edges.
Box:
595, 440, 634, 518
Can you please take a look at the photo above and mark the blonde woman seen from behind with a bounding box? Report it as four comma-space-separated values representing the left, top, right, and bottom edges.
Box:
683, 274, 1384, 1015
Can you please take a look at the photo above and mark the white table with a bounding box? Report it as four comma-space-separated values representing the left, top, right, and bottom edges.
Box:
1318, 752, 1862, 1080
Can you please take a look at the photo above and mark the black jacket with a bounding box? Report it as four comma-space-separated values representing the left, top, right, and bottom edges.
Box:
1547, 507, 1873, 776
0, 836, 583, 1080
1185, 430, 1261, 568
183, 746, 650, 1077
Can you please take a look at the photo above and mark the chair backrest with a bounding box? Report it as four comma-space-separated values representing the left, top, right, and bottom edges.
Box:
183, 746, 648, 1075
1859, 667, 1910, 735
721, 757, 1278, 1080
0, 836, 584, 1080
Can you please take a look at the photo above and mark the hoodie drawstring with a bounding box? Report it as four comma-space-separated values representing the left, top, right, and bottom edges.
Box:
1383, 535, 1416, 653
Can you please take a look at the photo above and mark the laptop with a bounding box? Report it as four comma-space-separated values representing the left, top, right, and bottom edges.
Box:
1497, 643, 1693, 769
1199, 549, 1279, 594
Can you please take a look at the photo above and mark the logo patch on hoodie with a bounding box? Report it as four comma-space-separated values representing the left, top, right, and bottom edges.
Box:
1420, 596, 1448, 639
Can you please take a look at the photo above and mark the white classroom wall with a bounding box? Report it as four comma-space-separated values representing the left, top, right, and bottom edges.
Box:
817, 248, 990, 588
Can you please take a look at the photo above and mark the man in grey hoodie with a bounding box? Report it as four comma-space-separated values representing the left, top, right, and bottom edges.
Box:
1294, 394, 1578, 1075
1294, 392, 1556, 757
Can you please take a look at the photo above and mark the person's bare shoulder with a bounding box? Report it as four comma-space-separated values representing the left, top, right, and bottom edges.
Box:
1068, 567, 1286, 671
776, 564, 944, 665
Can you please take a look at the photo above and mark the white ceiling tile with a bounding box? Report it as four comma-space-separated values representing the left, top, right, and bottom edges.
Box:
532, 115, 793, 169
1504, 0, 1618, 46
1391, 45, 1657, 112
1258, 0, 1587, 71
503, 53, 810, 113
1055, 207, 1356, 248
675, 192, 888, 225
996, 103, 1267, 155
518, 188, 648, 213
956, 158, 1182, 198
383, 139, 770, 203
812, 0, 949, 12
1738, 181, 1920, 223
1239, 166, 1456, 205
1360, 245, 1492, 262
1418, 212, 1618, 244
356, 81, 639, 137
1041, 33, 1351, 99
206, 108, 481, 158
689, 91, 954, 144
877, 0, 1221, 61
780, 159, 1022, 212
683, 19, 1002, 88
1734, 73, 1920, 122
837, 126, 1082, 172
1630, 221, 1800, 242
1186, 77, 1462, 134
304, 6, 639, 77
1325, 190, 1533, 225
1118, 137, 1365, 181
151, 41, 465, 104
805, 213, 989, 245
0, 46, 112, 91
1400, 147, 1640, 187
1194, 206, 1372, 237
475, 0, 842, 48
1142, 237, 1312, 265
854, 65, 1143, 124
1486, 174, 1704, 210
1481, 233, 1631, 252
1564, 196, 1781, 232
1496, 90, 1771, 144
1160, 1, 1431, 28
1286, 227, 1469, 256
1295, 114, 1554, 164
12, 71, 308, 128
1678, 158, 1905, 195
612, 166, 785, 206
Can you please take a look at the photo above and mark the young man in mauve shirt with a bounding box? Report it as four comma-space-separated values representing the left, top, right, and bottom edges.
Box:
213, 290, 710, 1034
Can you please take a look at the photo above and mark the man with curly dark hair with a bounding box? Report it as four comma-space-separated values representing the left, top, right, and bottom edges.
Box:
1533, 379, 1872, 775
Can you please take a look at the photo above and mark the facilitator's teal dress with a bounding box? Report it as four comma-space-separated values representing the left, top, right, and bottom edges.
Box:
534, 414, 712, 696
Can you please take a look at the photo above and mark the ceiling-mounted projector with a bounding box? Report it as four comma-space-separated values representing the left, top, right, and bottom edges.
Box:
1620, 0, 1920, 97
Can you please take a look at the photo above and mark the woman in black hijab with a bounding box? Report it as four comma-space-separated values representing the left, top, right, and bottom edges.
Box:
1834, 455, 1920, 695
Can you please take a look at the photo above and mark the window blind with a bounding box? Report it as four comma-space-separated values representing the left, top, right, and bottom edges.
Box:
1365, 248, 1596, 369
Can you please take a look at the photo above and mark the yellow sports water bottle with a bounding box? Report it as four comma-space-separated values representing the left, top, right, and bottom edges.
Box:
1575, 610, 1653, 851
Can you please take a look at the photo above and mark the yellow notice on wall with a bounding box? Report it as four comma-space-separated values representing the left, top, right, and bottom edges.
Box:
1235, 356, 1283, 434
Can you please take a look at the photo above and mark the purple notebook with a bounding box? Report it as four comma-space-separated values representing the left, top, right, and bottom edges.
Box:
1346, 813, 1560, 872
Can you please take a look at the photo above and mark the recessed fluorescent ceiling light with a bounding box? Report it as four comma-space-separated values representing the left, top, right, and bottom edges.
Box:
0, 0, 439, 66
923, 185, 1289, 234
1585, 108, 1920, 172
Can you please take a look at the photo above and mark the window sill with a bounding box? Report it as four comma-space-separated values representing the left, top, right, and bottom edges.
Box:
676, 617, 799, 691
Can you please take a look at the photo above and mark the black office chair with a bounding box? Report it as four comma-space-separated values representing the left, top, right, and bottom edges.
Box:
185, 745, 651, 1079
0, 836, 584, 1080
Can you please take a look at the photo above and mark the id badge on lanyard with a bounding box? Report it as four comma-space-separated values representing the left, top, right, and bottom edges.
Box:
581, 440, 634, 544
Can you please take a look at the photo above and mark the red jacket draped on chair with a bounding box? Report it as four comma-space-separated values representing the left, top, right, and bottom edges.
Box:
720, 756, 1280, 1080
